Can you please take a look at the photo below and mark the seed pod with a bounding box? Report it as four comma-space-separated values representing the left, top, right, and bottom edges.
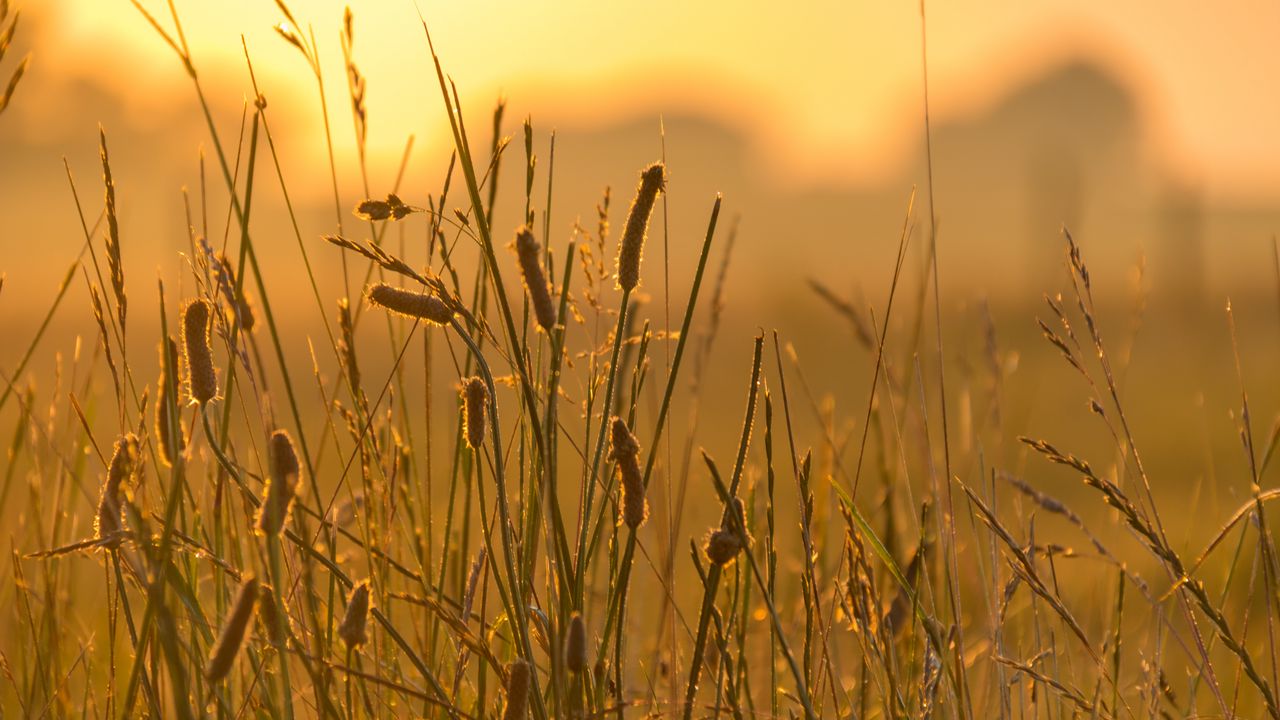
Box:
155, 336, 186, 466
206, 576, 260, 681
502, 658, 531, 720
338, 580, 371, 649
462, 377, 489, 450
269, 429, 301, 482
95, 434, 138, 540
337, 298, 361, 392
182, 299, 217, 405
704, 528, 742, 566
355, 198, 393, 221
514, 226, 556, 331
257, 584, 289, 645
385, 193, 415, 220
565, 613, 588, 674
609, 417, 646, 529
365, 283, 453, 325
615, 162, 665, 291
256, 430, 301, 536
94, 489, 122, 540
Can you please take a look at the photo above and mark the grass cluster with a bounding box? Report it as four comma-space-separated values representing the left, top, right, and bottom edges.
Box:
5, 2, 1280, 719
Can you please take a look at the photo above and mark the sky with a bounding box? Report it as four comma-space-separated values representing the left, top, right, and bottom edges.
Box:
7, 0, 1280, 204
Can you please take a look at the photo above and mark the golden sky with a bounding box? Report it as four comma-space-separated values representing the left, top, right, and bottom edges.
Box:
9, 0, 1280, 204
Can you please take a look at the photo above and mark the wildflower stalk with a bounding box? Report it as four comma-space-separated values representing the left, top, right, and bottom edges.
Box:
592, 196, 721, 712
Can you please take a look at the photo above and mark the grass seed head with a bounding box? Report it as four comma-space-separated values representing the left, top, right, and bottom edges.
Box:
502, 658, 531, 720
609, 416, 640, 460
704, 528, 742, 566
94, 489, 122, 540
269, 429, 301, 482
355, 198, 392, 221
619, 461, 647, 529
463, 377, 488, 450
514, 226, 556, 331
365, 283, 453, 325
566, 613, 588, 674
105, 433, 138, 494
615, 161, 665, 291
257, 584, 289, 645
95, 433, 138, 540
338, 580, 371, 649
206, 576, 260, 682
99, 128, 127, 335
609, 417, 647, 529
182, 299, 217, 405
257, 430, 301, 536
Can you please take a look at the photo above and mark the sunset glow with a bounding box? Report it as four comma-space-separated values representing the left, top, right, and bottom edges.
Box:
5, 5, 1280, 717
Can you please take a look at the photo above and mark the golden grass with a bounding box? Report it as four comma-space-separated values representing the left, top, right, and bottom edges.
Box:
6, 2, 1280, 719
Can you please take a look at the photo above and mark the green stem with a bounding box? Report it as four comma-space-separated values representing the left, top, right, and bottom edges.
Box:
268, 534, 295, 720
573, 288, 631, 603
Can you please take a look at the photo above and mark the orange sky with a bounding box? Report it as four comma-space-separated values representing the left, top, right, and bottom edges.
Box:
8, 0, 1280, 204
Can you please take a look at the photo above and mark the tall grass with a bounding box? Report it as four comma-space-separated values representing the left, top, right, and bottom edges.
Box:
6, 2, 1280, 719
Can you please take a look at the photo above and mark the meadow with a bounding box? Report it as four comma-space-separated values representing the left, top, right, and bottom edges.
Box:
5, 2, 1280, 719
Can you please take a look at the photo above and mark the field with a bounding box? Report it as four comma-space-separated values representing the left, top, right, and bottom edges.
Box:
5, 2, 1280, 719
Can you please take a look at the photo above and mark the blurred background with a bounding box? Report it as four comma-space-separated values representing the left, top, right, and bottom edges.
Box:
5, 0, 1280, 301
4, 0, 1280, 515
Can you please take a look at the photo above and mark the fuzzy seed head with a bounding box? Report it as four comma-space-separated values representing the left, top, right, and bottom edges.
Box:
269, 429, 301, 482
182, 299, 217, 405
704, 528, 742, 566
258, 584, 290, 645
338, 580, 371, 649
608, 416, 640, 461
155, 375, 175, 465
619, 460, 647, 530
615, 162, 665, 291
386, 193, 415, 220
463, 377, 489, 450
502, 659, 531, 720
514, 226, 556, 331
356, 194, 412, 222
257, 430, 301, 536
95, 489, 122, 540
106, 433, 138, 493
96, 434, 138, 540
355, 198, 392, 221
609, 417, 647, 529
206, 576, 260, 682
566, 613, 588, 674
365, 283, 453, 325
